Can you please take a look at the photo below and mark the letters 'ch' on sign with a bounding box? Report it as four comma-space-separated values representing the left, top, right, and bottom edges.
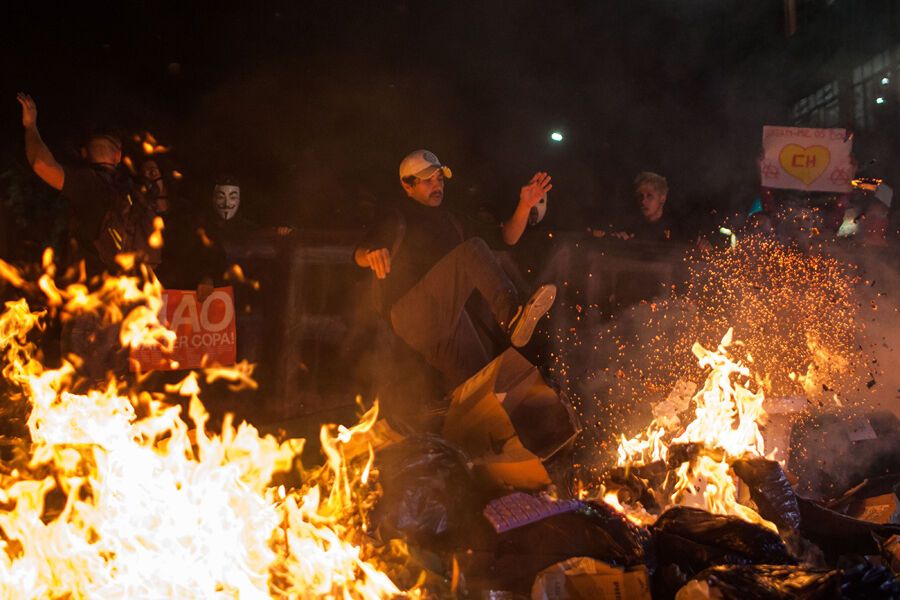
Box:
130, 286, 237, 372
760, 126, 855, 193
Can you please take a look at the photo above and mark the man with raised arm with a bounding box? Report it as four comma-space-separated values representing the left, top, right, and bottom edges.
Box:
17, 92, 140, 275
355, 149, 555, 388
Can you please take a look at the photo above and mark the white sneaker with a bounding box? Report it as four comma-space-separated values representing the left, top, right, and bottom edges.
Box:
508, 284, 557, 347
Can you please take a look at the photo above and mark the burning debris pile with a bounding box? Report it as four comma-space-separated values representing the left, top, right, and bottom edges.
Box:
361, 324, 899, 599
0, 245, 898, 599
558, 236, 868, 449
580, 326, 898, 599
0, 258, 413, 598
601, 329, 773, 529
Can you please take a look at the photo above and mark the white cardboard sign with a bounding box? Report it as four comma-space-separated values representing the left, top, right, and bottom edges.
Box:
760, 126, 855, 193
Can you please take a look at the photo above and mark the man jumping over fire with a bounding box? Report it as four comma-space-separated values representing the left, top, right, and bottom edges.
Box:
354, 149, 556, 388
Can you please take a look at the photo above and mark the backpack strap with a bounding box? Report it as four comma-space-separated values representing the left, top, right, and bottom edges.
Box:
92, 166, 161, 269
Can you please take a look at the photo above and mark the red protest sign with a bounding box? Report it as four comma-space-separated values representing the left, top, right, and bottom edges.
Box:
130, 287, 237, 371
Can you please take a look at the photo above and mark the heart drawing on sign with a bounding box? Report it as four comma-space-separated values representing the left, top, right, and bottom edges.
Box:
779, 144, 831, 185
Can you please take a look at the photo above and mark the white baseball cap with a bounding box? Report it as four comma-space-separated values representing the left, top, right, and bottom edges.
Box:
399, 149, 453, 181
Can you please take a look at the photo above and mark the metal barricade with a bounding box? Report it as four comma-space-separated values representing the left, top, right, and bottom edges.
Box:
531, 233, 690, 322
226, 230, 699, 418
222, 230, 361, 418
230, 230, 898, 419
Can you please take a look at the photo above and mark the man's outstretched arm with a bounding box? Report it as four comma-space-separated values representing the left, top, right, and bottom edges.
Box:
354, 246, 391, 279
17, 93, 64, 191
501, 171, 552, 245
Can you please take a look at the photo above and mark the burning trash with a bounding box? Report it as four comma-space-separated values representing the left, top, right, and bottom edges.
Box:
601, 329, 775, 529
0, 229, 898, 599
586, 327, 900, 598
0, 259, 415, 598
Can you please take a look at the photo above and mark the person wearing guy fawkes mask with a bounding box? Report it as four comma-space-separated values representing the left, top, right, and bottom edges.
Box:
201, 175, 276, 364
205, 176, 293, 248
214, 177, 241, 221
204, 176, 259, 248
140, 158, 226, 302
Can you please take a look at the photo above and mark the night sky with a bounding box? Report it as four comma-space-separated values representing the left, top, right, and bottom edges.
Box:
5, 1, 790, 232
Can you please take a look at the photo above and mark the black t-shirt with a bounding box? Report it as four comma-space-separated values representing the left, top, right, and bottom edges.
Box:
362, 199, 465, 308
203, 212, 260, 248
154, 202, 228, 290
61, 164, 121, 269
623, 211, 684, 243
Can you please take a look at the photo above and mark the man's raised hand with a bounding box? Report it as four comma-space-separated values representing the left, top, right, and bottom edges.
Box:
17, 92, 64, 190
365, 248, 391, 279
17, 93, 37, 130
519, 171, 553, 209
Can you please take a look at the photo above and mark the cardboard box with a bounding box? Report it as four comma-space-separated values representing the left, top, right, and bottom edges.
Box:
848, 493, 900, 524
442, 348, 581, 490
531, 557, 651, 600
884, 535, 900, 572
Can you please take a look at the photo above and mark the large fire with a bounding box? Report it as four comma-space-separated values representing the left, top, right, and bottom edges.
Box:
603, 329, 776, 531
0, 257, 413, 598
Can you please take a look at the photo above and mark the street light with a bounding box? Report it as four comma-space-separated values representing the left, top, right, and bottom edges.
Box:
550, 131, 564, 142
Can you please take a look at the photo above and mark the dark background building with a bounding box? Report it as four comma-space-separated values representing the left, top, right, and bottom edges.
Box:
759, 0, 900, 183
2, 0, 897, 250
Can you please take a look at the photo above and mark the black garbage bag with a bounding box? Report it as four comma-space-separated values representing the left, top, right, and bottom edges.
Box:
370, 434, 479, 546
677, 564, 841, 600
652, 506, 794, 599
838, 556, 900, 600
467, 501, 650, 595
654, 506, 793, 565
797, 496, 900, 561
733, 458, 802, 532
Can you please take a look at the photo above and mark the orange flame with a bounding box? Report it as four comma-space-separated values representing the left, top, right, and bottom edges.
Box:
148, 216, 165, 250
0, 251, 414, 598
607, 329, 776, 530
